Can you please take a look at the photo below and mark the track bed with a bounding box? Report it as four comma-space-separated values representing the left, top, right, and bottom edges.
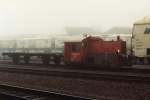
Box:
0, 64, 149, 99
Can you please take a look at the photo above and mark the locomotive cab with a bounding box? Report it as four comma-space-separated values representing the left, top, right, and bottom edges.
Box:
64, 42, 83, 64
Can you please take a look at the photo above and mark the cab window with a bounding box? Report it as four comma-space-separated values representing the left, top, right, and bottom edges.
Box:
71, 43, 81, 52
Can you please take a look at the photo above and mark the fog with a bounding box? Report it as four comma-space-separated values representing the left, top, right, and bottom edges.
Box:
0, 0, 150, 35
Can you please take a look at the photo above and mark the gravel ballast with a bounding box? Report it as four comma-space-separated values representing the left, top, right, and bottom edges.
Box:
0, 72, 149, 100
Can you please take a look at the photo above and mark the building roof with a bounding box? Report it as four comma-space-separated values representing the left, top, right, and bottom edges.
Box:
103, 27, 132, 34
65, 27, 100, 35
134, 16, 150, 25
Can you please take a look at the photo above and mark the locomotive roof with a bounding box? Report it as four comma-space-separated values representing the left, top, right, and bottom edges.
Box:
82, 36, 104, 41
64, 41, 81, 43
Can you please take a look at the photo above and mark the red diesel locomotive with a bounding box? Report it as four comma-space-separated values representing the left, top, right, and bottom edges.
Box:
64, 36, 130, 67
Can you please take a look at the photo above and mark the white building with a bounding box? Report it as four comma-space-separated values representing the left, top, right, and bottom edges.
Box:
132, 16, 150, 62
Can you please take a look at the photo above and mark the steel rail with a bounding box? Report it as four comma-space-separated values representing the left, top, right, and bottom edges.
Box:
0, 66, 149, 83
0, 84, 92, 100
0, 62, 150, 74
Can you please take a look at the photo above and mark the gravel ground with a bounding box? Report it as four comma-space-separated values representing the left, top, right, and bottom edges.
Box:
0, 72, 149, 100
0, 95, 13, 100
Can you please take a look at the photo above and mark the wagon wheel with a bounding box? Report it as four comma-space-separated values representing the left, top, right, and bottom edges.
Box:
24, 56, 30, 64
54, 56, 61, 65
42, 56, 50, 65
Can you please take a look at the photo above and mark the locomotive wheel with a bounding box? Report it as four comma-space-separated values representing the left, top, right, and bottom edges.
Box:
109, 60, 119, 68
65, 62, 71, 66
12, 56, 19, 64
130, 56, 137, 65
24, 56, 30, 64
107, 55, 120, 68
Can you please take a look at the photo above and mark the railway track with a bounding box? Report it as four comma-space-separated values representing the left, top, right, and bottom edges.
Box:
0, 61, 150, 75
0, 58, 150, 83
0, 63, 149, 99
0, 84, 92, 100
0, 64, 149, 83
1, 58, 150, 74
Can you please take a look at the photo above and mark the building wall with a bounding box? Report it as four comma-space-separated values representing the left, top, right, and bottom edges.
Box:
133, 24, 150, 57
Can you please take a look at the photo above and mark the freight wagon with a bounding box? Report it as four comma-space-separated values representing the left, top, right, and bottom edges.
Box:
2, 52, 63, 64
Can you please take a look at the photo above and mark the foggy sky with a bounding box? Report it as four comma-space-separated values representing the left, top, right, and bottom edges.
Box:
0, 0, 150, 35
